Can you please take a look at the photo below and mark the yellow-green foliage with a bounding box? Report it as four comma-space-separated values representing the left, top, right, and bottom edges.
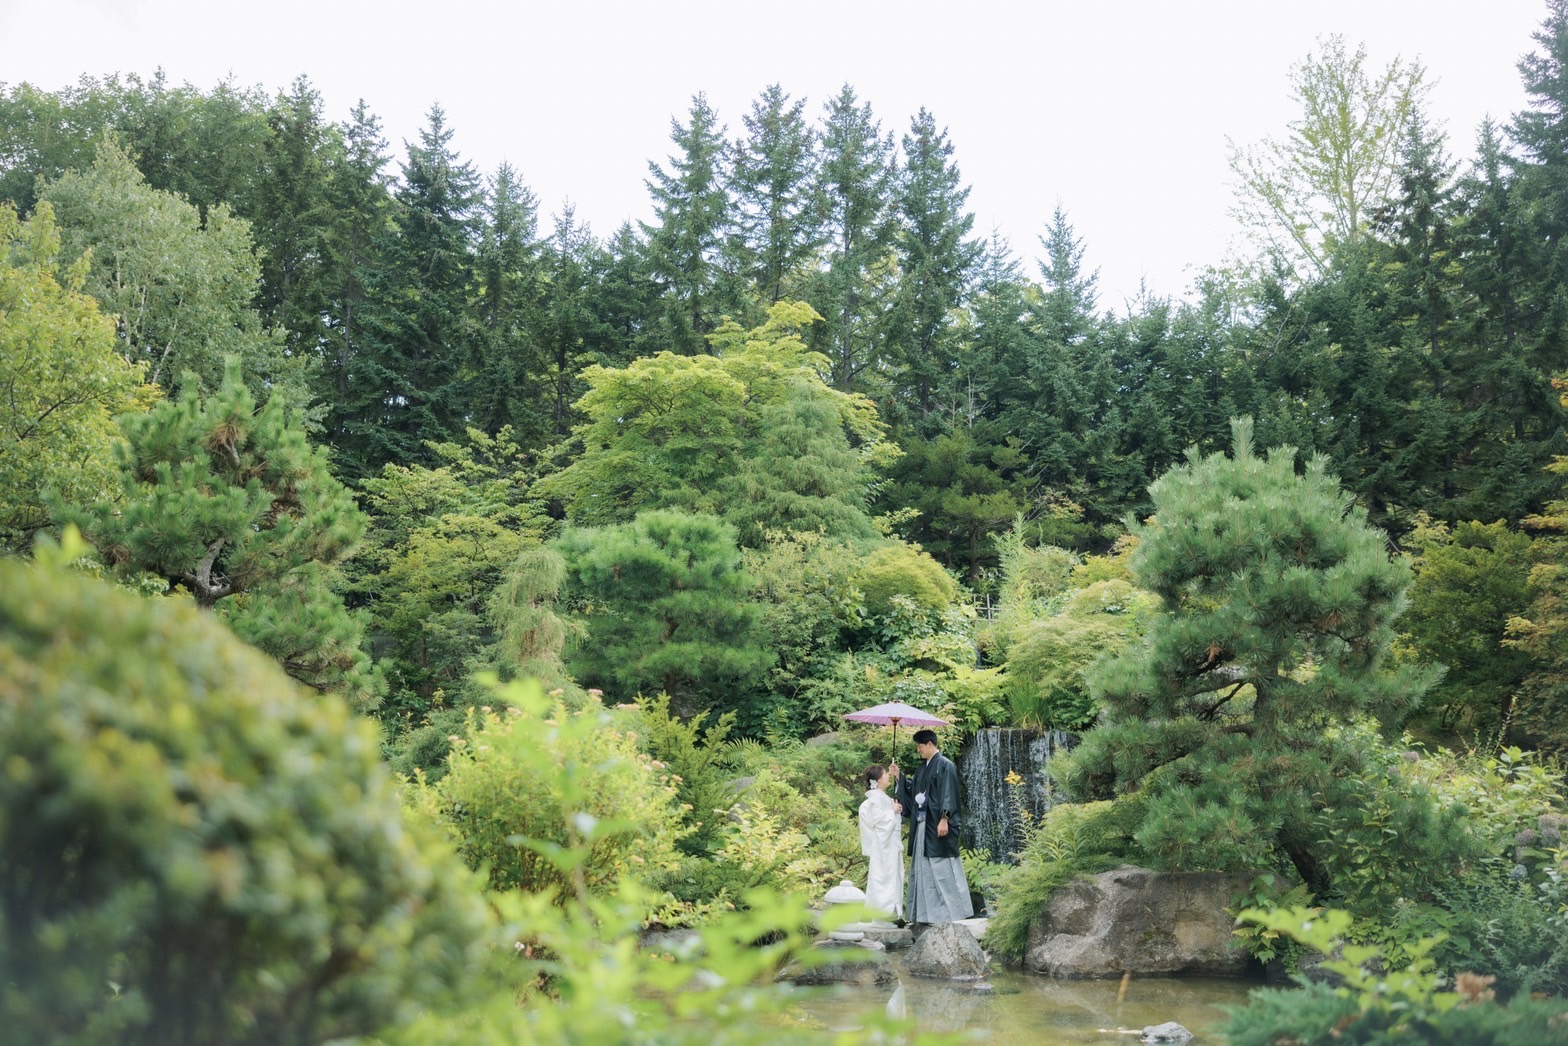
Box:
0, 550, 496, 1044
410, 686, 688, 899
0, 201, 151, 552
854, 541, 959, 618
1004, 579, 1159, 730
387, 879, 912, 1045
730, 768, 860, 894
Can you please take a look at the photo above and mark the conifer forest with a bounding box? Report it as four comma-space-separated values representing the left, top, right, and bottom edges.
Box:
8, 4, 1568, 1043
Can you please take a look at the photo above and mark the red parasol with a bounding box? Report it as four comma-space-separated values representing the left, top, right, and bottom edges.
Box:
842, 700, 949, 752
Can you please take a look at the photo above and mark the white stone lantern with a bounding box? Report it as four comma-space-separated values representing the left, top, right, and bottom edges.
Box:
823, 879, 867, 941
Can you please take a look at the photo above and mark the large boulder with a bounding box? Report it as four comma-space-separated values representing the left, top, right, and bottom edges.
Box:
1025, 866, 1252, 978
904, 922, 990, 980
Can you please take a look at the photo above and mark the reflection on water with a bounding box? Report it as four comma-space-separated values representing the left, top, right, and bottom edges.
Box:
780, 962, 1257, 1043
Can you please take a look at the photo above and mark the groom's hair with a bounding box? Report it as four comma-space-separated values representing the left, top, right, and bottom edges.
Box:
912, 729, 938, 746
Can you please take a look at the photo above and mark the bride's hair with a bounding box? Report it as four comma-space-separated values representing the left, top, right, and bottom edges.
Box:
865, 764, 886, 789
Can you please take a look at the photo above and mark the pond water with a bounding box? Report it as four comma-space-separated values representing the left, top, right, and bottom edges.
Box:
779, 962, 1258, 1043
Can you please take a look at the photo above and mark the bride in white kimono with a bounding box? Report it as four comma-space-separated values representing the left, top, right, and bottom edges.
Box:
859, 764, 904, 924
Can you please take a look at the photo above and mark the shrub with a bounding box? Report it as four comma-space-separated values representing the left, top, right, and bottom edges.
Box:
633, 692, 739, 856
408, 685, 687, 900
853, 542, 959, 619
0, 551, 495, 1044
1223, 906, 1568, 1045
729, 767, 861, 894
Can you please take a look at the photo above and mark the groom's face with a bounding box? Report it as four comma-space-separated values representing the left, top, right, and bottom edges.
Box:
916, 740, 936, 760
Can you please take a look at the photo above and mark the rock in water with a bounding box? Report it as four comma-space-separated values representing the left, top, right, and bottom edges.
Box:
904, 922, 990, 980
1141, 1021, 1194, 1044
776, 939, 899, 988
1025, 866, 1253, 978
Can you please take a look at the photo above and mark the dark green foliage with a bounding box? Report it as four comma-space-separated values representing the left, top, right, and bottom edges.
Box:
1225, 980, 1568, 1046
1431, 861, 1568, 997
1509, 485, 1568, 754
252, 76, 334, 360
65, 362, 380, 708
318, 99, 394, 472
1307, 741, 1482, 918
726, 84, 821, 306
1059, 418, 1439, 893
340, 105, 482, 472
1400, 519, 1534, 739
556, 510, 774, 717
888, 107, 980, 424
642, 93, 732, 355
1223, 907, 1568, 1045
809, 84, 898, 393
0, 553, 495, 1044
469, 161, 548, 443
881, 428, 1025, 581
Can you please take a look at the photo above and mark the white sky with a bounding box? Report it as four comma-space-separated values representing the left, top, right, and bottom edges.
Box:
1, 0, 1551, 307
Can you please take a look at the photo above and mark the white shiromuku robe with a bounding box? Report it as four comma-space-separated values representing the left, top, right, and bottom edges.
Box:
859, 788, 904, 922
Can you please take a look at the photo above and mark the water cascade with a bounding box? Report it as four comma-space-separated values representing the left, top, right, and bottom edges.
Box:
960, 727, 1073, 863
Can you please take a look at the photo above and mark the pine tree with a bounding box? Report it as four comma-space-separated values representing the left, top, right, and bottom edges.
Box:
1059, 418, 1437, 891
63, 362, 381, 709
556, 510, 774, 718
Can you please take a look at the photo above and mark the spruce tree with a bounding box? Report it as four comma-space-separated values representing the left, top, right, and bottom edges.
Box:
811, 84, 898, 393
642, 93, 731, 354
1059, 418, 1436, 892
726, 84, 820, 306
320, 99, 394, 473
349, 104, 483, 471
253, 76, 334, 360
889, 107, 980, 426
470, 162, 546, 442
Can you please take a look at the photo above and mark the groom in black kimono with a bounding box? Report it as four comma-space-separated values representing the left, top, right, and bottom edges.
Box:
890, 729, 973, 926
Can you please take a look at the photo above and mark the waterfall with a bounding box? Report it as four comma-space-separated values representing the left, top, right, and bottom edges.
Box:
960, 727, 1073, 863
